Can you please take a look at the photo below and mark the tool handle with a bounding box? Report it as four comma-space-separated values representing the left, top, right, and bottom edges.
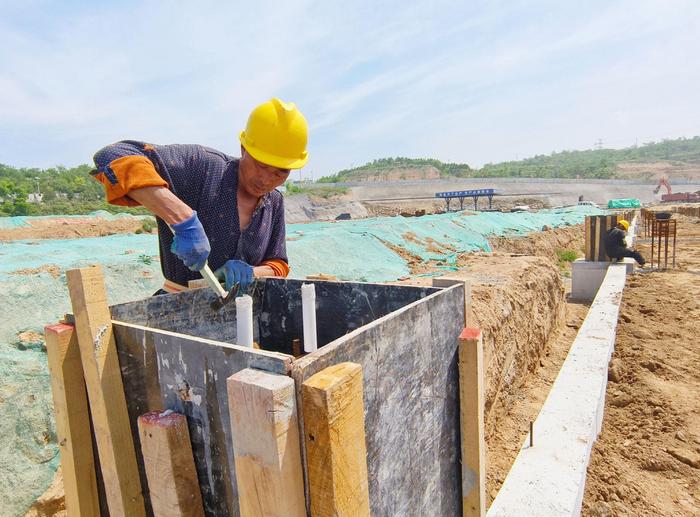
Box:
200, 263, 227, 298
167, 223, 228, 299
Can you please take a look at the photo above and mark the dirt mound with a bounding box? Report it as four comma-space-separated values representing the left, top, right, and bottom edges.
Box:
0, 217, 149, 241
403, 249, 569, 445
582, 216, 700, 516
489, 224, 584, 260
284, 194, 369, 223
12, 265, 62, 278
24, 468, 65, 517
486, 297, 589, 504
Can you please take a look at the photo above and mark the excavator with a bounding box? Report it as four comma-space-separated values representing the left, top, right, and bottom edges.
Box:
653, 177, 700, 202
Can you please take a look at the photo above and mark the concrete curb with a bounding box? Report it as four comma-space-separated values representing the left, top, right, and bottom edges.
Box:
487, 264, 628, 516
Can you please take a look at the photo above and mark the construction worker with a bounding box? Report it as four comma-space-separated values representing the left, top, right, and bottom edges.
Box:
91, 98, 308, 294
603, 219, 646, 266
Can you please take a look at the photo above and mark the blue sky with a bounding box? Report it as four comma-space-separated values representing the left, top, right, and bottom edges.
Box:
1, 0, 699, 178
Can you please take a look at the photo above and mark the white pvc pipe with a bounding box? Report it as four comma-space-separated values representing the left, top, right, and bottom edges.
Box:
236, 295, 254, 348
301, 283, 318, 353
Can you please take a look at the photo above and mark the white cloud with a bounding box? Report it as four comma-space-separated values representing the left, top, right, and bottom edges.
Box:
0, 0, 698, 173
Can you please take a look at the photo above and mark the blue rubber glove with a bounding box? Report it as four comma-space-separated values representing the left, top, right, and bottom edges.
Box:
215, 260, 254, 293
170, 211, 211, 271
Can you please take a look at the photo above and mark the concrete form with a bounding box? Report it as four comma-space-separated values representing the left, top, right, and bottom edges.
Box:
107, 278, 465, 516
488, 263, 628, 516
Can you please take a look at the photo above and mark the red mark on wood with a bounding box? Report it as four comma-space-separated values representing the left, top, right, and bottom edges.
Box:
44, 323, 75, 334
459, 327, 481, 340
138, 410, 185, 429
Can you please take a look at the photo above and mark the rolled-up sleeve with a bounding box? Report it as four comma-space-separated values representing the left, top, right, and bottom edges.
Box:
92, 141, 167, 206
92, 141, 219, 208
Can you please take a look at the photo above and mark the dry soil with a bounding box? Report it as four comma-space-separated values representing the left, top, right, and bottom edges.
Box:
0, 216, 148, 240
582, 214, 700, 516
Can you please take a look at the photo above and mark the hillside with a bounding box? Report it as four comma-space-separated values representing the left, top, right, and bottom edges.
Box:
320, 137, 700, 183
3, 137, 700, 217
317, 157, 472, 183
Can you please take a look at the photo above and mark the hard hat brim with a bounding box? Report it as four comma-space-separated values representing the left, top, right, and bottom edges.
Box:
240, 131, 308, 170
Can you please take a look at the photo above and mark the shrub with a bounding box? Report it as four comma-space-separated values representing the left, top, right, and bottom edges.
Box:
141, 217, 157, 233
556, 249, 578, 270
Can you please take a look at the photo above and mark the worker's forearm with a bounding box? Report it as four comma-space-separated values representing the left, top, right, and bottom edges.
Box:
127, 186, 193, 225
253, 265, 276, 278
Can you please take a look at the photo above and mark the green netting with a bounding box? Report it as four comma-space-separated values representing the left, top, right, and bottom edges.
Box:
0, 204, 605, 515
0, 235, 163, 516
286, 205, 605, 280
607, 198, 641, 209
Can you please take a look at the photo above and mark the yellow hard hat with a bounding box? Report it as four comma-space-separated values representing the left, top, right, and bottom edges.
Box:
239, 98, 308, 170
618, 219, 630, 231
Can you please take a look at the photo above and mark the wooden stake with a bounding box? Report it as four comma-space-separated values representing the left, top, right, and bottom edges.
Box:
594, 216, 602, 261
45, 323, 100, 517
302, 362, 370, 517
66, 266, 146, 517
292, 338, 302, 357
584, 216, 592, 261
137, 411, 204, 517
227, 368, 305, 517
459, 328, 486, 517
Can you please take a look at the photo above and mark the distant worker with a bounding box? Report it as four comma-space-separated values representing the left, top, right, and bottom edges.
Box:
603, 219, 646, 266
91, 98, 308, 294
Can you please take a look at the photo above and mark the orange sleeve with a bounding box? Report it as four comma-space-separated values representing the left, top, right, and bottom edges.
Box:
259, 259, 290, 277
92, 155, 168, 207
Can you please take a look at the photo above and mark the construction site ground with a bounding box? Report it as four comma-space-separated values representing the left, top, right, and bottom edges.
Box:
9, 207, 699, 516
582, 215, 700, 516
406, 212, 700, 514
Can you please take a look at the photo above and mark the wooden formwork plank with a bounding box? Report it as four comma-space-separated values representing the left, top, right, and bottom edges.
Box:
584, 216, 592, 261
594, 216, 602, 262
66, 266, 146, 517
459, 328, 486, 517
227, 368, 305, 517
302, 362, 370, 517
432, 277, 472, 327
45, 323, 100, 517
137, 411, 204, 517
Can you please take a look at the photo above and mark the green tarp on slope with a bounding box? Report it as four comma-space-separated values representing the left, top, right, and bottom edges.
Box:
287, 205, 605, 281
607, 198, 641, 209
0, 204, 606, 515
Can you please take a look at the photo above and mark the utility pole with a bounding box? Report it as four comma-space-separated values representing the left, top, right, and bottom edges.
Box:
594, 139, 603, 150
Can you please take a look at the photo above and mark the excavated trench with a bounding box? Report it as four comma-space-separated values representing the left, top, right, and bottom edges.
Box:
25, 224, 585, 515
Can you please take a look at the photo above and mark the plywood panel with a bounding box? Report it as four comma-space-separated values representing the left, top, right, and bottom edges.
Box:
292, 284, 465, 516
112, 321, 291, 516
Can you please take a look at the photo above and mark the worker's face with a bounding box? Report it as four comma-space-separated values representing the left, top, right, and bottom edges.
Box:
617, 224, 627, 232
239, 147, 291, 197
